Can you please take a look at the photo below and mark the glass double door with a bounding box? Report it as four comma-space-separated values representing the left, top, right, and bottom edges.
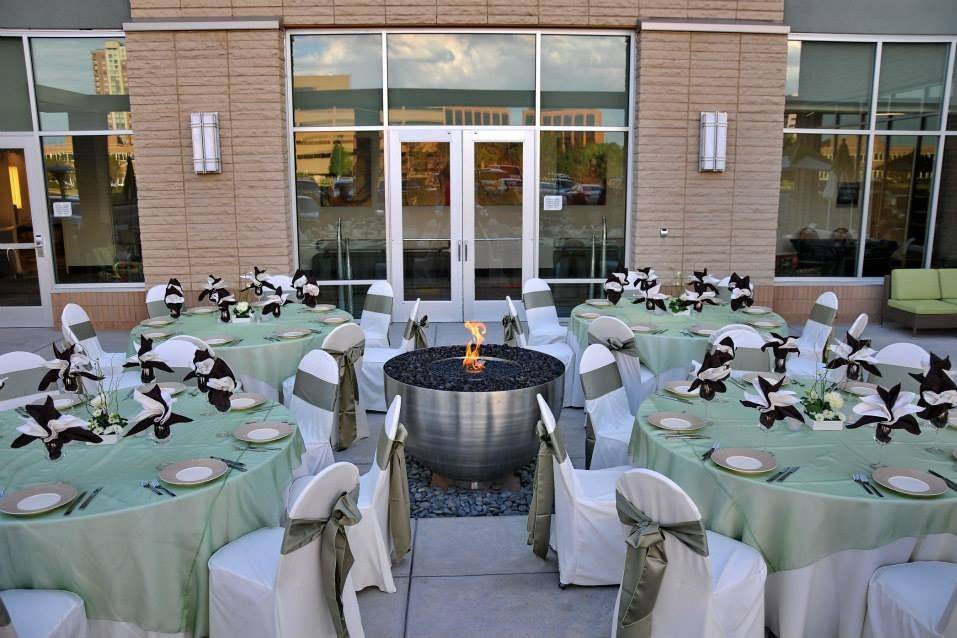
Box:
388, 129, 534, 322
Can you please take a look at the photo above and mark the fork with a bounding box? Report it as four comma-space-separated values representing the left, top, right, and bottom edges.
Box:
852, 473, 874, 495
140, 480, 162, 496
150, 480, 176, 498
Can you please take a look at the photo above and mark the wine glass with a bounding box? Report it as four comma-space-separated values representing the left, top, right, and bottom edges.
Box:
924, 412, 950, 455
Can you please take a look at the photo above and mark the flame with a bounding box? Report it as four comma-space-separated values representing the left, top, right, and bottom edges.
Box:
463, 321, 487, 373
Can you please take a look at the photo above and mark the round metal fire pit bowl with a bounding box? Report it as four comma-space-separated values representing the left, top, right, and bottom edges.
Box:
384, 345, 565, 482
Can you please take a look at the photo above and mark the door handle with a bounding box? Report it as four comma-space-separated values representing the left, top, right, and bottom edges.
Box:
463, 240, 468, 262
456, 240, 462, 262
34, 234, 45, 258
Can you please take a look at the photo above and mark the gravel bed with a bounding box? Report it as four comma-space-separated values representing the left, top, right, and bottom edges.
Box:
407, 452, 534, 518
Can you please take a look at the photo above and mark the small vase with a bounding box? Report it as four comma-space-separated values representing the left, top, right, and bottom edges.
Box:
233, 316, 252, 324
808, 418, 843, 431
87, 434, 119, 446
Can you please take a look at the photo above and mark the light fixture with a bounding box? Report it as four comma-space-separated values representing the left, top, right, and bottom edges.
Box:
190, 112, 221, 174
699, 111, 728, 172
8, 166, 21, 208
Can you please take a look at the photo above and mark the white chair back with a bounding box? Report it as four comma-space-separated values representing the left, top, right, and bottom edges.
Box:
614, 469, 716, 637
795, 291, 838, 363
717, 327, 771, 372
939, 582, 957, 636
364, 395, 402, 506
522, 278, 562, 340
267, 275, 294, 292
623, 271, 640, 291
505, 296, 529, 347
152, 336, 209, 384
871, 342, 930, 392
708, 323, 753, 346
278, 462, 361, 637
145, 284, 168, 318
717, 276, 733, 302
322, 323, 365, 353
580, 344, 632, 427
0, 352, 53, 410
289, 349, 340, 448
60, 303, 105, 360
536, 393, 578, 496
848, 313, 868, 339
400, 299, 422, 352
360, 281, 393, 347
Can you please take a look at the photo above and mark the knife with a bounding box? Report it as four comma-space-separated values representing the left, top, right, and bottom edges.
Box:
64, 491, 86, 516
79, 487, 102, 510
210, 456, 247, 472
928, 470, 957, 493
701, 443, 719, 461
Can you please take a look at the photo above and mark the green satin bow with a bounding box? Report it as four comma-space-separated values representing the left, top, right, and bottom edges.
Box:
615, 491, 709, 638
374, 423, 412, 561
501, 314, 523, 346
526, 419, 568, 559
588, 334, 640, 358
323, 342, 365, 451
281, 487, 362, 638
404, 316, 429, 350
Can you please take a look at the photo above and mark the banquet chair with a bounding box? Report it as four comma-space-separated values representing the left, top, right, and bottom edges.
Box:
506, 296, 576, 407
863, 561, 957, 638
144, 284, 169, 318
60, 303, 126, 380
587, 316, 656, 413
536, 394, 631, 586
359, 280, 394, 348
150, 335, 212, 385
579, 344, 637, 470
623, 271, 641, 291
716, 326, 772, 376
0, 589, 89, 638
716, 275, 736, 303
611, 469, 767, 638
284, 349, 338, 474
0, 351, 56, 411
848, 312, 869, 339
522, 278, 568, 346
266, 274, 294, 292
786, 291, 839, 379
869, 342, 930, 394
359, 299, 420, 412
208, 462, 365, 638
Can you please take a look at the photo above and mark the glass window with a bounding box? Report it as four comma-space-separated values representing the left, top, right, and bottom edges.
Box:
538, 131, 627, 279
864, 135, 937, 274
0, 38, 32, 131
876, 43, 949, 131
949, 57, 957, 131
291, 34, 383, 127
784, 41, 875, 129
387, 34, 535, 126
294, 131, 386, 281
0, 149, 40, 305
42, 135, 141, 283
775, 133, 867, 277
541, 35, 630, 127
31, 38, 130, 131
931, 137, 957, 267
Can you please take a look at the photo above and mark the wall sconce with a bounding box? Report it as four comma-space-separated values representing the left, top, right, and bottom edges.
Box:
191, 112, 221, 174
8, 166, 21, 208
699, 111, 728, 172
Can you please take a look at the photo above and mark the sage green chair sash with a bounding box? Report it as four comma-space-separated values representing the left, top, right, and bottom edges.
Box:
588, 334, 640, 357
809, 303, 837, 326
501, 314, 523, 346
581, 361, 624, 401
293, 369, 339, 412
615, 491, 709, 638
522, 289, 555, 311
323, 342, 365, 451
374, 423, 412, 561
69, 320, 96, 342
403, 317, 429, 350
153, 366, 195, 385
872, 363, 923, 394
526, 420, 568, 559
731, 347, 772, 372
363, 294, 393, 316
281, 487, 362, 638
584, 413, 596, 470
0, 367, 49, 400
0, 595, 17, 638
146, 300, 170, 318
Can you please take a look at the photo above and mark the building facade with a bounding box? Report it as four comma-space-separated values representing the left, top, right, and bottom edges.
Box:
0, 0, 955, 327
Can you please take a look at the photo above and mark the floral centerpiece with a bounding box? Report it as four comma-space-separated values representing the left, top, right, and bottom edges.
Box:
799, 373, 846, 430
87, 392, 127, 443
232, 300, 252, 321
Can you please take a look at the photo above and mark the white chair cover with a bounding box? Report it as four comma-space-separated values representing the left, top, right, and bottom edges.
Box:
144, 284, 168, 318
787, 291, 838, 379
717, 276, 733, 302
0, 352, 56, 411
506, 296, 576, 407
579, 344, 636, 470
587, 316, 656, 413
359, 280, 393, 349
60, 303, 126, 378
863, 561, 957, 638
536, 394, 630, 587
321, 323, 369, 440
287, 349, 338, 475
522, 278, 568, 346
209, 463, 365, 638
848, 312, 868, 339
612, 469, 767, 638
623, 271, 640, 291
870, 342, 931, 393
0, 589, 89, 638
266, 275, 294, 292
359, 299, 419, 412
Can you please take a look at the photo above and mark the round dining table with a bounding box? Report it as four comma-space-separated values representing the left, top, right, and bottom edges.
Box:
565, 298, 788, 405
129, 304, 355, 401
0, 390, 304, 638
630, 385, 957, 638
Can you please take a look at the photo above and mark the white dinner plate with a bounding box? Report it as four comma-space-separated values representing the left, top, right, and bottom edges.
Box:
646, 411, 705, 432
159, 459, 228, 486
309, 304, 336, 313
586, 299, 612, 308
141, 330, 172, 341
711, 448, 777, 474
664, 380, 700, 398
275, 329, 312, 339
843, 381, 878, 396
742, 306, 772, 315
872, 467, 946, 497
689, 324, 717, 336
141, 317, 175, 327
137, 381, 186, 396
229, 392, 266, 411
234, 421, 294, 443
630, 323, 657, 333
187, 306, 217, 315
323, 316, 348, 325
576, 312, 600, 320
203, 335, 234, 346
0, 483, 78, 516
748, 319, 783, 330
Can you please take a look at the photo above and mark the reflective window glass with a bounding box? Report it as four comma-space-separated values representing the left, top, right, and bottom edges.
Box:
387, 34, 535, 126
948, 55, 957, 131
31, 38, 130, 131
0, 38, 32, 131
541, 35, 630, 127
931, 137, 957, 267
784, 41, 875, 129
291, 34, 383, 127
876, 43, 949, 130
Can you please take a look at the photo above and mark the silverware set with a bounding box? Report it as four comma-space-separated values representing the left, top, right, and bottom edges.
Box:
233, 444, 279, 452
64, 491, 85, 516
852, 473, 884, 497
701, 442, 720, 460
655, 392, 693, 405
211, 456, 247, 472
927, 470, 957, 493
766, 466, 800, 483
141, 479, 176, 497
80, 487, 103, 509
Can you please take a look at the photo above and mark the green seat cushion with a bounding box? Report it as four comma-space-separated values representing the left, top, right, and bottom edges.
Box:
938, 269, 957, 299
887, 299, 957, 315
891, 269, 941, 300
943, 299, 957, 306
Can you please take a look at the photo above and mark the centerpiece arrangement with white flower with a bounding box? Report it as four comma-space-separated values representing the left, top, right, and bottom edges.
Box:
87, 391, 127, 443
232, 300, 252, 322
799, 372, 846, 430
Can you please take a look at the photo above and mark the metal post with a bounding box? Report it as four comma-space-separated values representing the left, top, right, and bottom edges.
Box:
345, 236, 354, 314
589, 233, 596, 298
336, 217, 345, 309
600, 215, 608, 278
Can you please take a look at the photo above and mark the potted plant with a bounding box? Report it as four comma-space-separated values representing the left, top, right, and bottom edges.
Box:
232, 300, 252, 323
799, 373, 846, 431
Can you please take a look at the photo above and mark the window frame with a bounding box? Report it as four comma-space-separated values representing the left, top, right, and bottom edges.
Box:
284, 28, 636, 297
779, 33, 957, 283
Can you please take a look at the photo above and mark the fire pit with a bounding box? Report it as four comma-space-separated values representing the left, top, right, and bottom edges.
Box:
383, 324, 565, 483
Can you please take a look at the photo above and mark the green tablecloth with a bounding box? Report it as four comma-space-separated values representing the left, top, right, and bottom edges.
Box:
630, 387, 957, 572
129, 305, 354, 390
568, 300, 788, 374
0, 391, 304, 638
